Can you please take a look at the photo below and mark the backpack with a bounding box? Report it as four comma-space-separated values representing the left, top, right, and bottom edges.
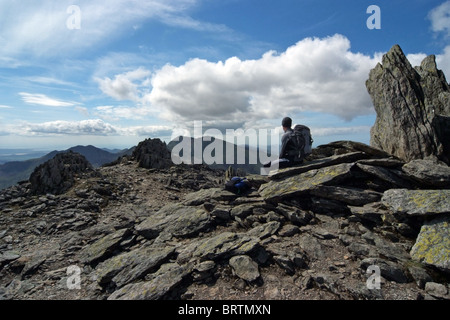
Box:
286, 125, 313, 162
225, 177, 251, 195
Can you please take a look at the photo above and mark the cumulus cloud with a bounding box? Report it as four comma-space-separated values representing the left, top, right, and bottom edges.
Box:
147, 34, 379, 125
96, 67, 151, 101
436, 46, 450, 79
407, 47, 450, 80
19, 92, 76, 107
95, 34, 448, 136
429, 1, 450, 36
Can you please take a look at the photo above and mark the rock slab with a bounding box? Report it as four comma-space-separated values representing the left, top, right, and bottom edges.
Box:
411, 215, 450, 273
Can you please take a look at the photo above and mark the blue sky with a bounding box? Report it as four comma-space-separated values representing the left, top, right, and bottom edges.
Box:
0, 0, 449, 150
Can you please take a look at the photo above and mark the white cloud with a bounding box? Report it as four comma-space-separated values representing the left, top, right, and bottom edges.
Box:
96, 67, 151, 102
94, 105, 154, 121
25, 76, 77, 87
147, 34, 380, 126
0, 0, 224, 58
19, 92, 77, 107
429, 1, 450, 36
436, 46, 450, 79
407, 47, 450, 80
406, 53, 428, 68
3, 119, 172, 138
311, 126, 371, 137
22, 119, 118, 136
0, 105, 13, 109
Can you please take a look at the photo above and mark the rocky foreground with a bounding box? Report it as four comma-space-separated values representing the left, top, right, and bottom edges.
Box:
0, 139, 449, 301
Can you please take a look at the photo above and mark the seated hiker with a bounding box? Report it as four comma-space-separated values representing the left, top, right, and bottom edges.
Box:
263, 117, 312, 170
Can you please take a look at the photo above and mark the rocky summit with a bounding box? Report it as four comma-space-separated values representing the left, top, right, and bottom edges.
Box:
367, 45, 450, 165
0, 138, 449, 301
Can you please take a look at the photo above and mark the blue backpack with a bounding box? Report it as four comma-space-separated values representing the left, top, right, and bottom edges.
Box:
225, 177, 251, 195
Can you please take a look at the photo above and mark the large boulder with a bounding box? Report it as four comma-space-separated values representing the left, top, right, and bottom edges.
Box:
366, 45, 450, 164
133, 138, 173, 169
29, 151, 95, 195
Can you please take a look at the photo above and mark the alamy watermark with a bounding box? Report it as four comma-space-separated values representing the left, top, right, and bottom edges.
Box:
170, 121, 281, 175
367, 5, 381, 30
66, 5, 81, 30
366, 265, 381, 290
66, 265, 81, 290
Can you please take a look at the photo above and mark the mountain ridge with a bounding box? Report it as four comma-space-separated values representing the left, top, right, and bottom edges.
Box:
0, 145, 132, 190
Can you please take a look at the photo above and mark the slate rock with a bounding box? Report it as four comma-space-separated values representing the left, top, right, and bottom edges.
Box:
210, 205, 232, 220
95, 244, 175, 288
411, 215, 450, 272
278, 224, 300, 237
229, 255, 260, 282
310, 185, 382, 206
78, 228, 130, 265
298, 234, 326, 260
135, 203, 210, 239
275, 204, 313, 226
382, 189, 450, 216
246, 221, 280, 240
230, 203, 256, 219
183, 188, 237, 206
108, 263, 190, 300
319, 141, 392, 158
176, 232, 260, 263
356, 158, 405, 168
269, 152, 367, 180
360, 258, 410, 283
402, 159, 450, 188
425, 282, 449, 299
0, 251, 21, 264
407, 264, 433, 289
356, 163, 411, 189
259, 163, 355, 202
348, 202, 386, 224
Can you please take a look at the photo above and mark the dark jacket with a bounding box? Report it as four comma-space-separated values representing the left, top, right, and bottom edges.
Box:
279, 128, 296, 161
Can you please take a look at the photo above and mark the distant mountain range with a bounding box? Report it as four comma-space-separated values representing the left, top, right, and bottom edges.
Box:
0, 137, 276, 190
167, 136, 274, 174
0, 145, 132, 190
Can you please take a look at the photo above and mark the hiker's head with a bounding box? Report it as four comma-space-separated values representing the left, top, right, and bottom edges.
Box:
282, 117, 292, 131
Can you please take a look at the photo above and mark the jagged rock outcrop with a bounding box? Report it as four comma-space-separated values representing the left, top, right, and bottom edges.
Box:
29, 151, 95, 195
366, 45, 450, 164
133, 138, 173, 170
